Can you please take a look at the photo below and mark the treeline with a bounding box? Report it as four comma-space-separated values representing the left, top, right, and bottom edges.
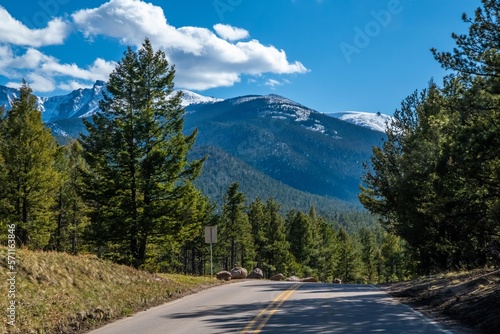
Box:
207, 182, 411, 283
0, 39, 411, 283
360, 0, 500, 274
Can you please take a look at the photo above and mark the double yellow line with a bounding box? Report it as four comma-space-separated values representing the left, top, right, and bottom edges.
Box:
240, 283, 302, 333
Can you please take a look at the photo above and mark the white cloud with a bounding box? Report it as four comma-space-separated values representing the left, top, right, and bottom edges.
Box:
265, 79, 284, 90
40, 58, 116, 81
213, 24, 249, 41
58, 80, 93, 91
0, 6, 71, 47
0, 0, 308, 94
0, 44, 116, 93
26, 73, 56, 92
72, 0, 308, 90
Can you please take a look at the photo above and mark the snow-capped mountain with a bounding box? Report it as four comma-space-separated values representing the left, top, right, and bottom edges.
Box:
325, 111, 392, 133
0, 85, 20, 110
0, 82, 223, 122
177, 90, 223, 107
182, 94, 385, 201
41, 81, 107, 121
0, 81, 107, 122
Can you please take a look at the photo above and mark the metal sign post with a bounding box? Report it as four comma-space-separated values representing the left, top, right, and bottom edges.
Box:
204, 226, 217, 276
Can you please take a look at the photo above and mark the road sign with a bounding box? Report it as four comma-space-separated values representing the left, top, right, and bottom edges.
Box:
205, 226, 217, 276
204, 226, 217, 243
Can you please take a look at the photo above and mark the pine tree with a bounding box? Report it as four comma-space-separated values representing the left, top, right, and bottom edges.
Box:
380, 232, 408, 282
219, 182, 253, 269
49, 140, 89, 253
335, 228, 362, 283
248, 197, 268, 269
80, 39, 203, 267
287, 210, 314, 268
264, 198, 292, 277
314, 216, 340, 282
360, 0, 500, 273
0, 81, 59, 248
173, 185, 214, 275
358, 227, 378, 283
432, 0, 500, 267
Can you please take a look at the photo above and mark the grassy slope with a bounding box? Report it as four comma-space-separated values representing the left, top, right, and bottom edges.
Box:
0, 247, 222, 334
380, 268, 500, 334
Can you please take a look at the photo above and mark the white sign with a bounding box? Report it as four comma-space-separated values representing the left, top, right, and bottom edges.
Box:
204, 226, 217, 243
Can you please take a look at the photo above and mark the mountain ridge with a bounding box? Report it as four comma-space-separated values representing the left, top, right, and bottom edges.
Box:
0, 82, 385, 203
0, 82, 390, 133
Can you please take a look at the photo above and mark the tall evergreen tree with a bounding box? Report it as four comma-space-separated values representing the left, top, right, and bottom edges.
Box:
264, 198, 292, 277
314, 214, 340, 282
0, 81, 59, 248
361, 0, 500, 272
358, 227, 378, 283
248, 197, 268, 269
287, 210, 314, 267
80, 39, 203, 267
335, 228, 362, 283
49, 140, 89, 253
432, 0, 500, 266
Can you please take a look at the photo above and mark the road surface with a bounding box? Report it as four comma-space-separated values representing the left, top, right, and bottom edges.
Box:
88, 281, 451, 333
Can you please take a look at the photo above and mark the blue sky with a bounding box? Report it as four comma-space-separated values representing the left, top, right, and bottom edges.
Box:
0, 0, 481, 114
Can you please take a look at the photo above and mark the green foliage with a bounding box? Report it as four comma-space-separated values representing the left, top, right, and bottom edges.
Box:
79, 39, 203, 267
49, 140, 89, 253
262, 198, 292, 276
248, 197, 268, 269
361, 0, 500, 273
0, 81, 59, 248
217, 183, 254, 269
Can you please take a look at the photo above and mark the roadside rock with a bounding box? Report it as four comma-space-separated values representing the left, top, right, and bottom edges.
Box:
248, 268, 264, 279
301, 277, 318, 282
333, 278, 342, 284
230, 267, 248, 279
270, 273, 285, 281
216, 271, 232, 281
285, 276, 301, 282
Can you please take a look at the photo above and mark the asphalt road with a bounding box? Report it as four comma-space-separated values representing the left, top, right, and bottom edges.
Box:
88, 281, 451, 334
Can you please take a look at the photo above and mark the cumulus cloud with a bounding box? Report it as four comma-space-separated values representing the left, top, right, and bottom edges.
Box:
0, 6, 71, 47
0, 0, 307, 94
0, 44, 116, 92
213, 24, 249, 41
72, 0, 307, 90
40, 58, 116, 81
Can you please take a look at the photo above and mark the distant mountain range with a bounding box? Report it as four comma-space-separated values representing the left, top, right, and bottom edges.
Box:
0, 82, 387, 207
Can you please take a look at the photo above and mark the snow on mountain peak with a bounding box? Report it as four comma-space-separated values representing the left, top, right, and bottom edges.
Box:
0, 82, 223, 121
230, 94, 315, 123
178, 90, 223, 107
326, 111, 392, 133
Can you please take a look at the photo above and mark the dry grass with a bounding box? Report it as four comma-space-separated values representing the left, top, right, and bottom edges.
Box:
0, 247, 222, 334
380, 268, 500, 334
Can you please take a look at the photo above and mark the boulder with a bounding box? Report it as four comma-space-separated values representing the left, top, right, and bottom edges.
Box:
248, 268, 264, 279
230, 267, 248, 279
285, 276, 301, 282
301, 277, 318, 283
333, 278, 342, 284
216, 271, 232, 281
270, 273, 285, 281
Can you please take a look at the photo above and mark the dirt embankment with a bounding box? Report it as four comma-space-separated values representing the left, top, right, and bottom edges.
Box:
380, 268, 500, 334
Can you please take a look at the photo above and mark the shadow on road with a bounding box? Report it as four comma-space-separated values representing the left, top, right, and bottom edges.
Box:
163, 283, 442, 333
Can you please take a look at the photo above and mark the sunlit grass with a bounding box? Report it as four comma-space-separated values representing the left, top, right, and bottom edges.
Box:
0, 247, 221, 334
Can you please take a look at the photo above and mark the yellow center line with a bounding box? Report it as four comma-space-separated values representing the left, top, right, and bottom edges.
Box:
240, 283, 302, 334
